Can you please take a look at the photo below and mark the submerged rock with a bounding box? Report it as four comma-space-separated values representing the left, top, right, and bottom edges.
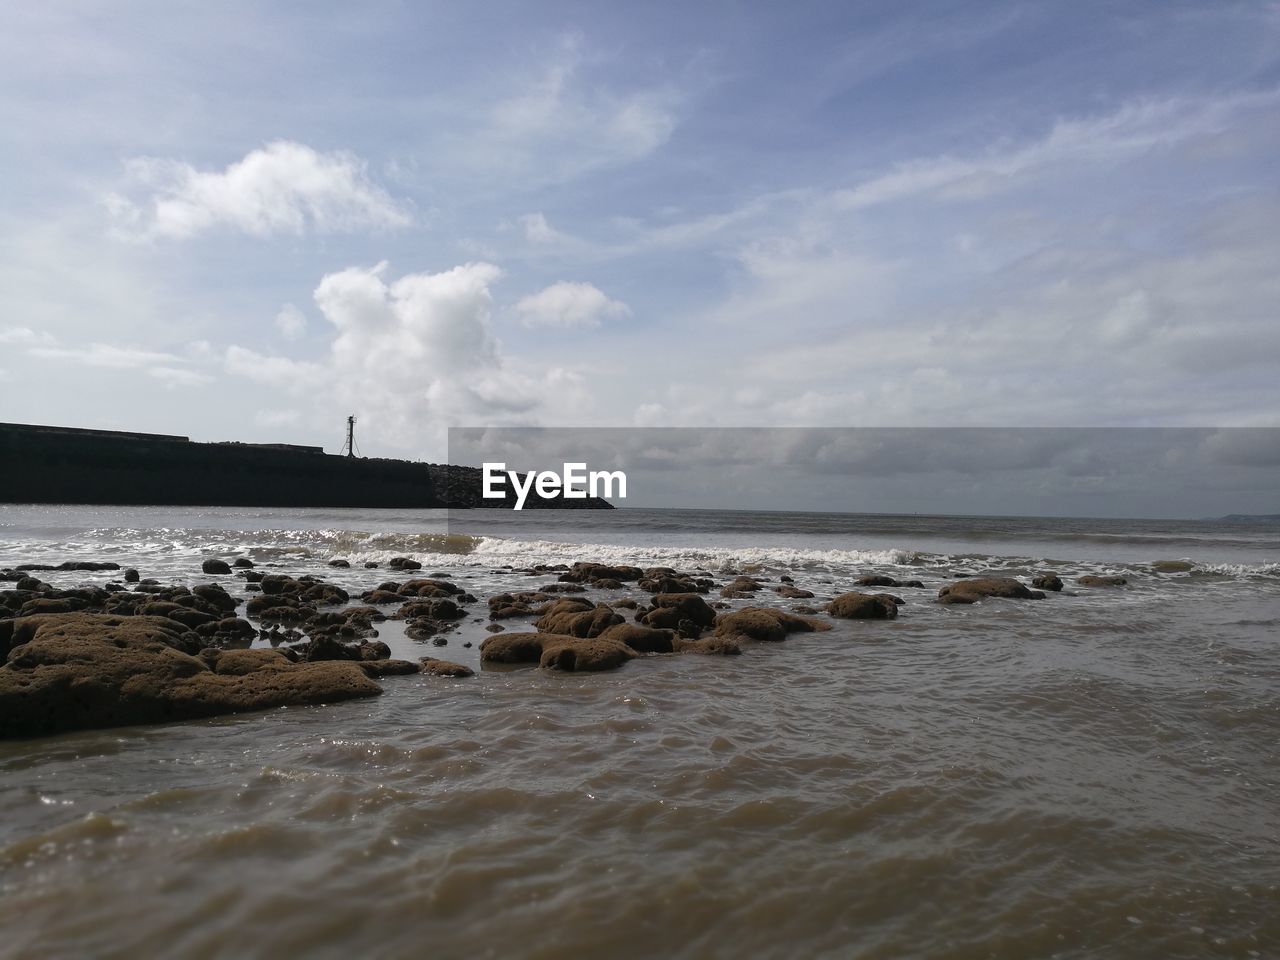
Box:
419, 657, 475, 678
1032, 573, 1064, 591
936, 578, 1045, 604
1078, 575, 1128, 587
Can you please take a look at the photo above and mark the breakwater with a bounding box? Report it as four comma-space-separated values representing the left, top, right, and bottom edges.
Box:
0, 422, 612, 509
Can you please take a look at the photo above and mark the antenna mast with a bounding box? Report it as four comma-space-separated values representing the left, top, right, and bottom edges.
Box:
343, 415, 357, 458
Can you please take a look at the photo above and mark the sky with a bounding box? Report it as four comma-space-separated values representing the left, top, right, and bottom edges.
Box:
2, 1, 1279, 464
449, 427, 1280, 516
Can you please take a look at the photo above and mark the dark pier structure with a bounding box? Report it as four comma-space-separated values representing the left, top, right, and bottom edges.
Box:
0, 422, 613, 510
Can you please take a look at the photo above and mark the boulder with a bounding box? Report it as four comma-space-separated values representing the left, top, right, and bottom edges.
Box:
774, 584, 815, 599
419, 657, 475, 678
597, 622, 677, 653
638, 593, 716, 630
1078, 575, 1127, 587
535, 601, 623, 638
0, 614, 380, 739
713, 607, 831, 642
1032, 573, 1064, 591
936, 578, 1045, 605
479, 632, 635, 672
827, 592, 899, 619
677, 636, 742, 656
201, 559, 233, 575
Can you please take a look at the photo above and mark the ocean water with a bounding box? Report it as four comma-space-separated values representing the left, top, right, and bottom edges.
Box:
1, 504, 1277, 959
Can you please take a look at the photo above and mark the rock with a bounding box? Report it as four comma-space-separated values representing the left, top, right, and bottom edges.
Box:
560, 562, 644, 584
598, 622, 677, 653
0, 614, 380, 739
201, 559, 233, 575
329, 559, 351, 568
388, 557, 422, 571
358, 659, 419, 678
1078, 575, 1127, 587
479, 632, 635, 672
364, 561, 379, 569
936, 578, 1045, 604
855, 575, 900, 587
404, 619, 439, 641
395, 598, 464, 621
419, 657, 474, 678
535, 601, 623, 638
827, 592, 899, 619
191, 583, 238, 613
123, 568, 140, 583
17, 597, 91, 617
1032, 573, 1064, 591
232, 558, 255, 569
677, 636, 742, 656
774, 584, 815, 599
713, 607, 831, 642
638, 593, 717, 630
485, 623, 505, 633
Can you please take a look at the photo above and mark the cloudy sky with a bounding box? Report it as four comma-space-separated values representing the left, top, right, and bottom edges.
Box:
2, 1, 1279, 460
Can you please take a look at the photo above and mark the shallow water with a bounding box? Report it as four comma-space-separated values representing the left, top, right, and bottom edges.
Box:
1, 505, 1278, 958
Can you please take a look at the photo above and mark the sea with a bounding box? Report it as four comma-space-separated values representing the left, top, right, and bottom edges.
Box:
1, 504, 1277, 959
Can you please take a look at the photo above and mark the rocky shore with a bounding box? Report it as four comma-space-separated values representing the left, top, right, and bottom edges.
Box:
0, 555, 1129, 739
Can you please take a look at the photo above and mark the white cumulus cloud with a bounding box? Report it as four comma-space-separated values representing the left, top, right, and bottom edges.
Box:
513, 281, 630, 329
106, 141, 411, 240
223, 262, 588, 451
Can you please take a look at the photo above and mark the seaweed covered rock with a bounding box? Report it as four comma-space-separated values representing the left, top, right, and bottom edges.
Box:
936, 578, 1045, 605
535, 600, 623, 638
638, 593, 717, 631
827, 592, 900, 619
419, 657, 475, 678
713, 606, 831, 642
597, 622, 677, 653
479, 632, 635, 672
0, 614, 380, 739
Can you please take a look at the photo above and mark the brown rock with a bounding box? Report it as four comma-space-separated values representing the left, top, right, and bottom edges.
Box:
1077, 575, 1127, 587
479, 632, 635, 672
0, 614, 379, 739
713, 606, 832, 642
1032, 573, 1064, 591
598, 622, 677, 653
639, 593, 717, 630
535, 602, 623, 638
827, 592, 899, 619
936, 578, 1045, 605
419, 657, 475, 678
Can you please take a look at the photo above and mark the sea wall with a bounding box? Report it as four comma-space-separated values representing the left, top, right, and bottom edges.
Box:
0, 423, 612, 509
